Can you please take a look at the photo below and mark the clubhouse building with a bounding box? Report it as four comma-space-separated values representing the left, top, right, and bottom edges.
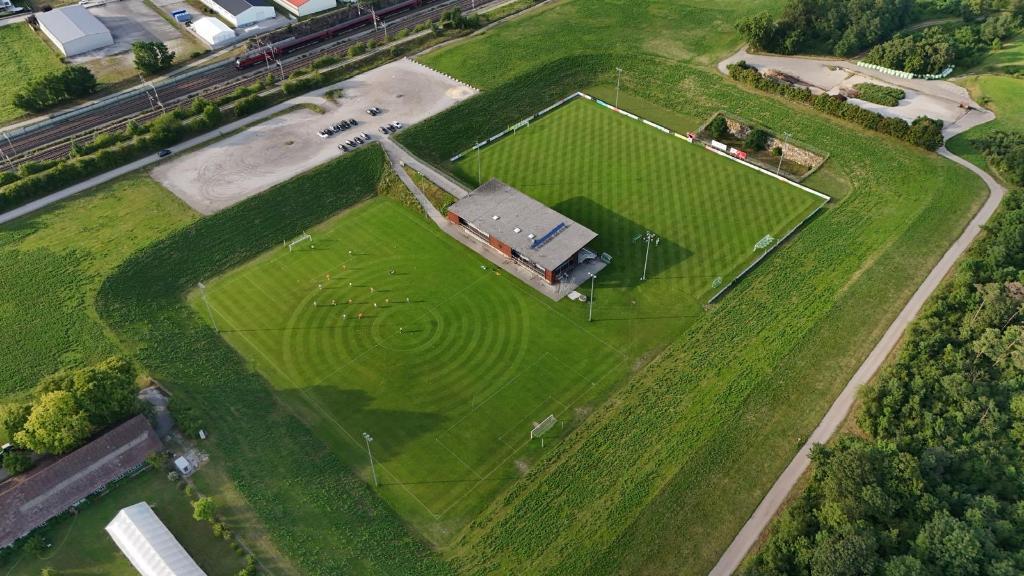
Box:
447, 179, 603, 286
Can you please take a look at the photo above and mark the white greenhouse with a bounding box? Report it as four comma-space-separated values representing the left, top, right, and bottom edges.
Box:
105, 502, 207, 576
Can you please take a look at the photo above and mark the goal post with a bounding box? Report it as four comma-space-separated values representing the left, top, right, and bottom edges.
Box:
530, 414, 557, 439
287, 232, 312, 252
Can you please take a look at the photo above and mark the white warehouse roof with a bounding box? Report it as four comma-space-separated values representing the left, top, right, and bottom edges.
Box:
106, 502, 207, 576
192, 16, 235, 46
36, 5, 113, 56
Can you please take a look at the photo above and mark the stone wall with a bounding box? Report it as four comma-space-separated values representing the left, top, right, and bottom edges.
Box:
723, 117, 824, 168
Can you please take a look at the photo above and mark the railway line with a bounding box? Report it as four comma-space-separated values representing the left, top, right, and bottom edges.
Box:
0, 0, 495, 170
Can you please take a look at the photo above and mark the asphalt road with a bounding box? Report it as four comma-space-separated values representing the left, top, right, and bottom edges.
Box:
709, 146, 1007, 575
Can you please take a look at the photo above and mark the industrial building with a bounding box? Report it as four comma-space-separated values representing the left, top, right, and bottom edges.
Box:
35, 5, 114, 57
106, 502, 207, 576
273, 0, 334, 18
446, 179, 600, 285
199, 0, 275, 27
0, 415, 162, 549
192, 16, 235, 46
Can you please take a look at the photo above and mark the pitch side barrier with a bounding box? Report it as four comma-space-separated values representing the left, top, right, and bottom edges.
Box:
448, 92, 830, 303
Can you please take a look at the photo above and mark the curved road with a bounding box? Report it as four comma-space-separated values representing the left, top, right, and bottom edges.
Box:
709, 148, 1006, 574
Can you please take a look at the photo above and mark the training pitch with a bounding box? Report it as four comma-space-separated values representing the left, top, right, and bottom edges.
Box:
194, 96, 825, 545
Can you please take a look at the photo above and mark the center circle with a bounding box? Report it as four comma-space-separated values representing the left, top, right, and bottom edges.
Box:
369, 303, 444, 352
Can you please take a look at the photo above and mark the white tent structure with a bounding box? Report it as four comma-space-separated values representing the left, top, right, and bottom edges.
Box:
192, 17, 235, 47
36, 5, 113, 56
106, 502, 207, 576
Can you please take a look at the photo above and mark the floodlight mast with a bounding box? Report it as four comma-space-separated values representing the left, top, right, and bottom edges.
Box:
776, 132, 791, 175
640, 231, 659, 281
197, 282, 219, 333
363, 432, 378, 486
588, 273, 597, 322
615, 67, 623, 109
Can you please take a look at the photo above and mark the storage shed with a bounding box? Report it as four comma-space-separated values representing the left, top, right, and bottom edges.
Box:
199, 0, 275, 27
192, 17, 235, 47
106, 502, 207, 576
36, 5, 113, 57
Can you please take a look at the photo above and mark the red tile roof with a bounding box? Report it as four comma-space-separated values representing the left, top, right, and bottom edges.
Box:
0, 415, 162, 548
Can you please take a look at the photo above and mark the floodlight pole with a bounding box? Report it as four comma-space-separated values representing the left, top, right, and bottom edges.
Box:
476, 142, 481, 185
638, 230, 655, 280
198, 282, 219, 333
776, 132, 791, 175
615, 67, 623, 109
588, 273, 596, 322
362, 432, 378, 486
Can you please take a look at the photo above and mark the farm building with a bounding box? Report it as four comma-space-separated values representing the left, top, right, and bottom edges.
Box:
199, 0, 275, 27
0, 415, 162, 549
106, 502, 206, 576
35, 5, 113, 56
192, 16, 235, 46
446, 179, 600, 285
272, 0, 334, 17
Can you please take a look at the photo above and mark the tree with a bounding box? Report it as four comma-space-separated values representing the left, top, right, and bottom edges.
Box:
744, 128, 771, 151
133, 41, 175, 75
2, 451, 32, 474
14, 391, 93, 455
192, 496, 216, 522
69, 356, 138, 429
707, 115, 729, 140
0, 403, 31, 438
736, 12, 777, 51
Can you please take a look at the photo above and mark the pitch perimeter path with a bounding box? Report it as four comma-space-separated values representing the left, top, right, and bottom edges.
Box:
709, 147, 1006, 575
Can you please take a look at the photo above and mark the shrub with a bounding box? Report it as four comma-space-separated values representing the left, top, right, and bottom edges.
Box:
706, 115, 728, 140
192, 496, 216, 522
973, 131, 1024, 185
744, 128, 770, 151
234, 94, 267, 118
312, 55, 340, 69
12, 66, 98, 113
854, 83, 905, 107
2, 451, 32, 475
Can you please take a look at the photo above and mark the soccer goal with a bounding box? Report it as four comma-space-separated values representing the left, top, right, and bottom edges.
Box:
287, 232, 312, 252
530, 414, 557, 439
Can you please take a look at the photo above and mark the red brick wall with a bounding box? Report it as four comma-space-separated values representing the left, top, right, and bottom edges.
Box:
544, 269, 555, 284
489, 236, 512, 257
447, 210, 460, 224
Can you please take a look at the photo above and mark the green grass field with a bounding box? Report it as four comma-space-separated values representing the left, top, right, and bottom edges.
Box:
0, 174, 196, 408
194, 98, 821, 544
948, 74, 1024, 177
0, 468, 245, 576
0, 24, 64, 125
454, 98, 825, 325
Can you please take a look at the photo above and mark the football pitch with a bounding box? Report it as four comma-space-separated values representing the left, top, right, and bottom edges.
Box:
194, 96, 826, 545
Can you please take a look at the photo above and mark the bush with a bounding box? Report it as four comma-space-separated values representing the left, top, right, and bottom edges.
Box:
973, 131, 1024, 185
706, 115, 729, 140
234, 94, 267, 118
12, 66, 98, 113
854, 83, 905, 107
2, 451, 32, 475
133, 41, 175, 75
312, 55, 340, 69
744, 128, 770, 151
347, 42, 367, 58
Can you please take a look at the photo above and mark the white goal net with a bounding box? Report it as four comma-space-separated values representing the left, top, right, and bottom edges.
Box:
530, 414, 557, 439
288, 232, 312, 252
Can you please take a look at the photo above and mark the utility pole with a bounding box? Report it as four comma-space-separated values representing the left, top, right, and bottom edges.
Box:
362, 432, 378, 486
476, 141, 482, 185
588, 273, 596, 322
615, 67, 623, 109
640, 231, 659, 281
776, 132, 791, 175
197, 282, 219, 333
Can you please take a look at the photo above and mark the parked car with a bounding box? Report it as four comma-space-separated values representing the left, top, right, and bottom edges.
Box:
158, 149, 172, 157
391, 121, 403, 130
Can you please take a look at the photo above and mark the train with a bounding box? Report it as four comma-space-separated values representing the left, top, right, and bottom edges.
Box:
234, 0, 427, 70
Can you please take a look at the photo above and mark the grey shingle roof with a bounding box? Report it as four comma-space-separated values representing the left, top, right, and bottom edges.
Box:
449, 179, 597, 271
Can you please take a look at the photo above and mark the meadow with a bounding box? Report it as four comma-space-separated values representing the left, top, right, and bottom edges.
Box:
0, 24, 64, 125
947, 74, 1024, 176
0, 174, 196, 406
0, 468, 245, 576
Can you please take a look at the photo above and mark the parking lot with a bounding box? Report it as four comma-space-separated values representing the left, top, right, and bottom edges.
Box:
74, 0, 186, 58
151, 59, 477, 214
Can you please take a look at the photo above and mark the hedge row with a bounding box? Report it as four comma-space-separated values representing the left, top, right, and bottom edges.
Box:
728, 62, 944, 151
95, 146, 454, 575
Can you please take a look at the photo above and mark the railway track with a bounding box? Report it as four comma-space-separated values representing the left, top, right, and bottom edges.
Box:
0, 0, 494, 170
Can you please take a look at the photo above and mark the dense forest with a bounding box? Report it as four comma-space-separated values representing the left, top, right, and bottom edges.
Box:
976, 132, 1024, 186
743, 189, 1024, 575
864, 13, 1019, 74
737, 0, 1023, 59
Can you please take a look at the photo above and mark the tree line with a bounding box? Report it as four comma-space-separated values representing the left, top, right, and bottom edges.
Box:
0, 357, 142, 474
12, 66, 97, 114
743, 188, 1024, 575
864, 12, 1020, 75
975, 131, 1024, 186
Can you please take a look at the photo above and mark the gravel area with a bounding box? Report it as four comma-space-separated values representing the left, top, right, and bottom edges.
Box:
152, 58, 477, 214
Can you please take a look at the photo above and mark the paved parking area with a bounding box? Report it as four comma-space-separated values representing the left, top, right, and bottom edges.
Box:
152, 58, 477, 214
74, 0, 184, 59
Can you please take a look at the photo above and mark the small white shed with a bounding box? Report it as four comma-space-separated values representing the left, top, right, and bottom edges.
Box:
192, 17, 235, 47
